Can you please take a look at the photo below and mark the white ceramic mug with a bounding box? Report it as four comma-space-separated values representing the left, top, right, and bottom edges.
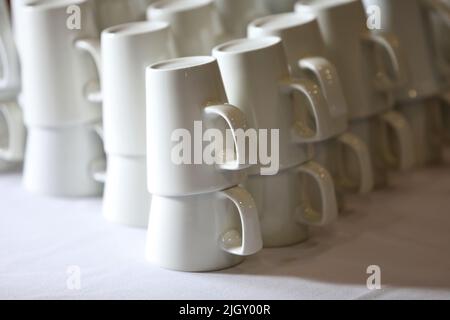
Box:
146, 185, 263, 271
295, 0, 408, 120
75, 21, 177, 157
396, 99, 443, 166
23, 123, 105, 197
96, 155, 151, 228
146, 56, 250, 196
214, 0, 269, 38
247, 12, 348, 139
213, 37, 336, 174
146, 0, 228, 56
0, 102, 26, 162
314, 132, 373, 209
0, 0, 20, 98
18, 0, 102, 127
263, 0, 297, 13
362, 0, 444, 101
348, 111, 414, 188
94, 0, 154, 31
245, 161, 337, 248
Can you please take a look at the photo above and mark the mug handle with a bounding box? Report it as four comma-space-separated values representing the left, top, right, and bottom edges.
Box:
203, 104, 251, 171
89, 123, 106, 183
280, 78, 334, 143
298, 56, 348, 117
294, 161, 338, 226
379, 110, 415, 171
218, 186, 263, 256
336, 132, 374, 194
0, 102, 25, 162
74, 38, 103, 103
0, 38, 9, 89
361, 32, 408, 91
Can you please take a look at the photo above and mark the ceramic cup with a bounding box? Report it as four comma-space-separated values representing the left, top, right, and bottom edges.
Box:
96, 155, 151, 228
362, 0, 444, 101
18, 0, 102, 127
396, 99, 444, 166
94, 0, 154, 31
146, 185, 263, 271
0, 102, 26, 163
214, 0, 269, 38
247, 13, 348, 138
245, 161, 337, 248
23, 123, 105, 197
147, 0, 228, 56
213, 37, 336, 175
146, 56, 250, 196
295, 0, 408, 120
348, 111, 414, 188
0, 0, 20, 98
314, 132, 373, 210
75, 21, 177, 156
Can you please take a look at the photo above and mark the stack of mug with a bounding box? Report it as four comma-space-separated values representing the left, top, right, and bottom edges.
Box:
247, 12, 374, 211
16, 0, 104, 197
145, 56, 263, 271
362, 0, 449, 166
75, 20, 177, 227
212, 36, 339, 247
0, 0, 25, 172
295, 0, 415, 189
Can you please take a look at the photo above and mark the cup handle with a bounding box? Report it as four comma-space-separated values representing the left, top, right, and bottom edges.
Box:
298, 56, 348, 117
0, 102, 25, 162
89, 123, 106, 183
218, 186, 263, 256
203, 104, 251, 171
280, 78, 334, 143
74, 38, 103, 103
379, 110, 415, 171
336, 132, 374, 194
294, 161, 338, 226
0, 38, 9, 89
361, 32, 408, 91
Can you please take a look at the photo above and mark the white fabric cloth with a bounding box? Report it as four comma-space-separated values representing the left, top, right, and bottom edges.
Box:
1, 157, 450, 300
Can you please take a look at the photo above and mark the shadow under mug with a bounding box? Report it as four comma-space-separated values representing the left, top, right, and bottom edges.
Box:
146, 185, 263, 272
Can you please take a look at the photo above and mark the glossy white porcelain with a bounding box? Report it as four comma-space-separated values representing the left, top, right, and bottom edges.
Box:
146, 185, 263, 271
147, 0, 228, 56
213, 37, 335, 174
248, 12, 348, 138
295, 0, 407, 120
215, 0, 269, 38
18, 0, 102, 127
245, 161, 337, 247
23, 123, 105, 197
146, 56, 249, 196
100, 155, 151, 228
76, 21, 176, 156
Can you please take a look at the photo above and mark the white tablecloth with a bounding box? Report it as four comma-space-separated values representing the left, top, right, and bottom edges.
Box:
1, 155, 450, 300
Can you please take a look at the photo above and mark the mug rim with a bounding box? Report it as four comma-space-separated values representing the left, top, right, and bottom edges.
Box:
295, 0, 357, 12
212, 37, 282, 56
148, 0, 213, 15
102, 21, 170, 38
23, 0, 88, 11
249, 12, 317, 33
147, 56, 216, 72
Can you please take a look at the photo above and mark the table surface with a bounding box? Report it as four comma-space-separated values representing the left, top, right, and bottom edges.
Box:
1, 154, 450, 300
